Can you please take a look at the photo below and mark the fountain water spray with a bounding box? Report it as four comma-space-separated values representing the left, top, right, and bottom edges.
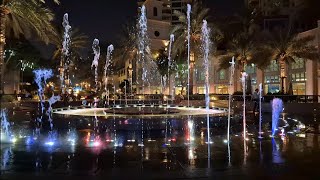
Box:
201, 20, 211, 110
92, 39, 100, 92
137, 5, 160, 96
186, 4, 191, 107
138, 5, 148, 96
46, 95, 60, 131
34, 69, 57, 144
272, 98, 283, 136
168, 34, 175, 102
201, 20, 212, 146
1, 147, 12, 170
1, 109, 15, 143
241, 72, 247, 140
227, 57, 235, 142
33, 69, 53, 117
258, 83, 263, 138
61, 13, 72, 91
104, 44, 114, 106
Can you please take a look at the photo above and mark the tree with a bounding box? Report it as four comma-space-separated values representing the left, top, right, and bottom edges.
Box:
50, 27, 88, 88
51, 28, 88, 62
261, 27, 319, 93
171, 0, 219, 94
0, 0, 57, 94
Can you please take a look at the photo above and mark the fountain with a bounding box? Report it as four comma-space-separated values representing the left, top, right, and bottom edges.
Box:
92, 39, 100, 92
258, 83, 263, 138
1, 109, 15, 143
241, 72, 247, 140
201, 20, 211, 110
201, 20, 212, 145
47, 94, 61, 131
272, 98, 283, 137
33, 69, 61, 146
61, 13, 72, 91
33, 69, 53, 118
168, 34, 175, 101
104, 44, 114, 106
138, 5, 148, 95
227, 57, 235, 141
186, 4, 191, 107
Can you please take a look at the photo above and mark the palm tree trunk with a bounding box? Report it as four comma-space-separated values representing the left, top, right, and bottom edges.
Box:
0, 8, 6, 95
279, 58, 287, 93
190, 62, 194, 95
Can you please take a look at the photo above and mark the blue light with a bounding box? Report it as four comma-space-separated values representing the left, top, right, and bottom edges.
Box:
45, 141, 55, 146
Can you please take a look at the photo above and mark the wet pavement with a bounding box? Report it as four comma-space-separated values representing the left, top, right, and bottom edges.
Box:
1, 106, 320, 179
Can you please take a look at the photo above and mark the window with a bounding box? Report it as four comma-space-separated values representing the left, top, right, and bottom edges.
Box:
153, 7, 158, 17
196, 69, 205, 81
246, 64, 256, 74
291, 58, 304, 69
154, 31, 160, 37
264, 84, 280, 94
265, 75, 280, 83
292, 83, 305, 95
219, 70, 226, 80
172, 2, 181, 8
251, 77, 257, 84
291, 72, 306, 82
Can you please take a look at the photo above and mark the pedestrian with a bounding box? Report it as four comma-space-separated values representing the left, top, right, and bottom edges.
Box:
252, 88, 259, 114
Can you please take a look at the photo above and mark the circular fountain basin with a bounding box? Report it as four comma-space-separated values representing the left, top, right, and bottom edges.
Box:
53, 105, 227, 117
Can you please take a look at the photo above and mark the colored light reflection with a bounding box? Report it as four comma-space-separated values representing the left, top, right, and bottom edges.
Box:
45, 141, 55, 146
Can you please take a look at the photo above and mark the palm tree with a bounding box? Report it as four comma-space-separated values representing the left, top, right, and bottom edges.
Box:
171, 0, 220, 94
50, 27, 88, 88
0, 0, 57, 94
51, 28, 88, 61
262, 28, 319, 93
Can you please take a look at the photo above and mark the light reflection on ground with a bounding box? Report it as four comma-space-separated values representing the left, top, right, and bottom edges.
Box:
1, 107, 320, 178
53, 106, 227, 117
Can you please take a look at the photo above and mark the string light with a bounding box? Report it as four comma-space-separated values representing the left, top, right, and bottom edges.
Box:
20, 60, 35, 71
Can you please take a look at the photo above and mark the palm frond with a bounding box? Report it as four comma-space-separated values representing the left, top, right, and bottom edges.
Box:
7, 0, 56, 44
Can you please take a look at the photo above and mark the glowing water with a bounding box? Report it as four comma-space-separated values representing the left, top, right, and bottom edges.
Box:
138, 6, 148, 95
201, 20, 212, 145
272, 98, 283, 136
187, 4, 191, 106
33, 69, 53, 116
168, 34, 175, 100
1, 109, 15, 143
1, 147, 12, 170
61, 13, 72, 90
201, 20, 211, 110
227, 57, 235, 141
92, 39, 100, 91
47, 95, 60, 131
104, 44, 114, 105
258, 83, 263, 138
241, 72, 247, 140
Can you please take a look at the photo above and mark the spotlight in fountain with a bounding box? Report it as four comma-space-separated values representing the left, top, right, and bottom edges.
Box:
45, 141, 55, 146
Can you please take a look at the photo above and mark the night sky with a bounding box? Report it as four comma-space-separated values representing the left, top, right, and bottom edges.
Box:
51, 0, 243, 43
